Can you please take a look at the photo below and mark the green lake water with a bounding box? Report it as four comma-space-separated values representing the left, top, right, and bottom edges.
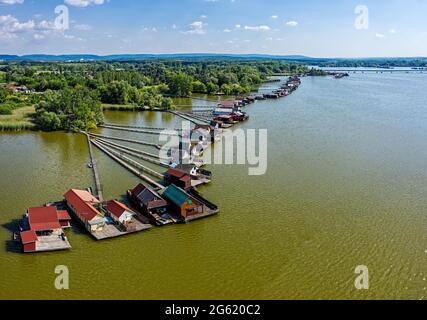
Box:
1, 73, 427, 299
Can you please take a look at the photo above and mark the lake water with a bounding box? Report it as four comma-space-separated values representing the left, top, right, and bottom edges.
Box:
1, 73, 427, 299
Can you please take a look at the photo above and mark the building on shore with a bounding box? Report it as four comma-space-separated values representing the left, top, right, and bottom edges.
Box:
64, 189, 105, 233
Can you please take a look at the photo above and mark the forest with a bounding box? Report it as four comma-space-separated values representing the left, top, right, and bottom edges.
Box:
0, 60, 309, 131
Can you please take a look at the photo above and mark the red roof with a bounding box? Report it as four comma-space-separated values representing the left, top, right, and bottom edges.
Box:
167, 168, 187, 179
28, 207, 62, 231
64, 189, 101, 222
107, 200, 134, 219
20, 230, 38, 244
218, 100, 235, 108
57, 210, 71, 221
180, 175, 192, 183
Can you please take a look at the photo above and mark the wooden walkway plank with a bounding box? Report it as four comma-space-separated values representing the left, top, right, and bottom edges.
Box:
87, 132, 162, 149
95, 138, 170, 168
83, 132, 104, 202
90, 139, 165, 189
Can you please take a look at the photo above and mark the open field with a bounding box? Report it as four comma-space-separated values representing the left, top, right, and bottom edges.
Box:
0, 106, 35, 131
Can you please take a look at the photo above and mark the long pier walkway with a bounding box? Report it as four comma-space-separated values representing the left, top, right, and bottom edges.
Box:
90, 139, 165, 190
170, 111, 211, 125
87, 132, 162, 149
94, 138, 170, 168
83, 132, 104, 202
103, 123, 184, 131
100, 124, 180, 136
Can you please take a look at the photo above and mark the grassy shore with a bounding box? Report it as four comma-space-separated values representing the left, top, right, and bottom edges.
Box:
0, 106, 36, 131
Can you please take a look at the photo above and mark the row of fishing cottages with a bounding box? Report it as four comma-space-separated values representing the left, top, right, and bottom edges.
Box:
208, 98, 252, 128
207, 76, 302, 127
263, 75, 302, 99
18, 165, 217, 252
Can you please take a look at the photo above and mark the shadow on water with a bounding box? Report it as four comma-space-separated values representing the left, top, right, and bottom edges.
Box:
2, 220, 23, 254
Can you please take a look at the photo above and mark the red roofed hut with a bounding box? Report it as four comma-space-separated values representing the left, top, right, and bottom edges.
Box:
64, 189, 105, 233
164, 168, 192, 191
107, 200, 135, 226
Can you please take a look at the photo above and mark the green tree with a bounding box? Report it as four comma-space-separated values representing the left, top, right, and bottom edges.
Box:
36, 86, 103, 131
167, 72, 192, 97
34, 111, 61, 131
191, 80, 207, 94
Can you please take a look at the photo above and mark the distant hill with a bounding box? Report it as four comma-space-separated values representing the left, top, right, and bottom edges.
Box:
0, 53, 314, 62
1, 54, 426, 67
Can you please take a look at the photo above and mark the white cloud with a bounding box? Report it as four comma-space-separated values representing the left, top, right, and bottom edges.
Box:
389, 29, 396, 34
64, 0, 105, 7
181, 21, 206, 35
235, 24, 241, 29
0, 0, 24, 4
74, 24, 92, 31
33, 33, 45, 40
142, 26, 157, 32
271, 15, 278, 19
376, 33, 385, 38
286, 21, 298, 27
223, 28, 231, 33
244, 25, 270, 32
0, 14, 35, 39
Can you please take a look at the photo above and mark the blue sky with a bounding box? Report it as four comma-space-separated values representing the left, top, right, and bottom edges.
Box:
0, 0, 426, 57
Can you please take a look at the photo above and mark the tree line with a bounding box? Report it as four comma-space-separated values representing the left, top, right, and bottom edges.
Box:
2, 60, 309, 131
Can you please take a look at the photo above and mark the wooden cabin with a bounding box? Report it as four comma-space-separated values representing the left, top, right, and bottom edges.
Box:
20, 206, 72, 253
20, 230, 38, 253
107, 200, 134, 224
106, 200, 136, 231
128, 183, 169, 219
57, 210, 72, 228
164, 168, 192, 191
218, 100, 236, 108
64, 189, 105, 233
161, 184, 204, 219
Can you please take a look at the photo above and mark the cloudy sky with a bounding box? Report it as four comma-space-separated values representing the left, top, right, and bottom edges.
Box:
0, 0, 426, 57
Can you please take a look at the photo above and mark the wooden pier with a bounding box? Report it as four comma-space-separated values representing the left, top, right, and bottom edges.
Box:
84, 132, 104, 202
91, 218, 152, 241
90, 138, 165, 189
94, 138, 170, 168
100, 124, 180, 136
87, 132, 162, 149
103, 123, 184, 131
95, 137, 170, 161
170, 111, 211, 125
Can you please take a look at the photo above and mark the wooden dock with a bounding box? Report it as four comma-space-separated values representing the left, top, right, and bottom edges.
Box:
91, 218, 152, 241
84, 132, 104, 202
90, 138, 165, 189
95, 137, 170, 162
100, 124, 180, 136
170, 111, 211, 125
87, 132, 162, 149
35, 234, 72, 252
103, 123, 184, 131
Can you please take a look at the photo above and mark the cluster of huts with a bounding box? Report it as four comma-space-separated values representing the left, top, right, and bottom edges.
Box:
263, 75, 301, 99
17, 166, 218, 253
210, 99, 251, 128
15, 76, 303, 253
